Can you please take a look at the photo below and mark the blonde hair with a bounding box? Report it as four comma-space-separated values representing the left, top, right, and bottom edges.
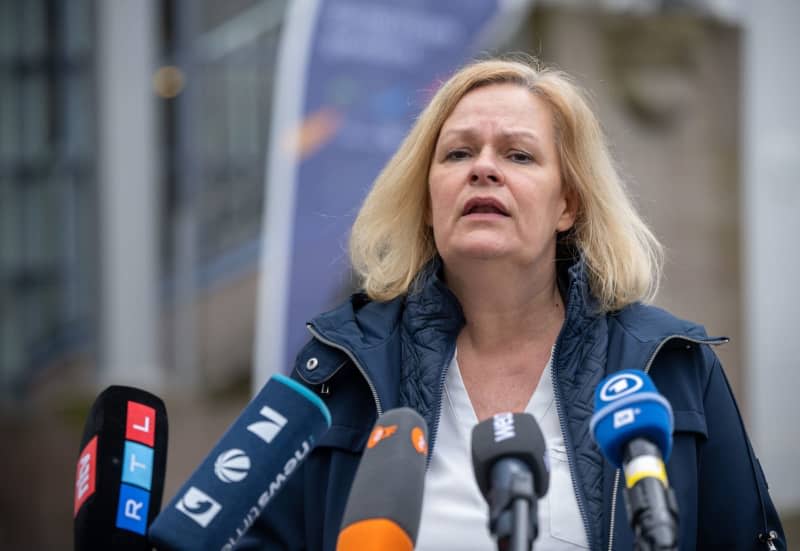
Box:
349, 56, 663, 312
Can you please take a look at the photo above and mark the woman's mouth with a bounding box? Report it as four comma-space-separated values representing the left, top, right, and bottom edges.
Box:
462, 197, 510, 217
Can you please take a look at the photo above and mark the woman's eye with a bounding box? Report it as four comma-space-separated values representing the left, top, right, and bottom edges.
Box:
509, 151, 533, 163
444, 149, 470, 161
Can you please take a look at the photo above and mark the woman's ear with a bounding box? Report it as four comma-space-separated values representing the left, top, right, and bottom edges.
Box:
557, 187, 579, 233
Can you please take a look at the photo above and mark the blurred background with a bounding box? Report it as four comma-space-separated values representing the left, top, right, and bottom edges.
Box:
1, 0, 798, 548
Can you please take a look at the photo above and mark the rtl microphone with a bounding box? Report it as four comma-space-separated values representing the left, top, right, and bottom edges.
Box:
148, 373, 331, 551
74, 385, 168, 551
471, 412, 549, 551
590, 369, 678, 550
336, 407, 429, 551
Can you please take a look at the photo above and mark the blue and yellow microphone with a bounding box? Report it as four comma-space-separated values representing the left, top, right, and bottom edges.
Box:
590, 369, 679, 550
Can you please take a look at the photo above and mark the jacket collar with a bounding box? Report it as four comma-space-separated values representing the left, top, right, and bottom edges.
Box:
301, 253, 598, 410
300, 251, 720, 405
301, 256, 465, 413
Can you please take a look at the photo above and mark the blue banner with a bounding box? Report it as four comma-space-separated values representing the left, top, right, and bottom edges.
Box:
256, 0, 526, 385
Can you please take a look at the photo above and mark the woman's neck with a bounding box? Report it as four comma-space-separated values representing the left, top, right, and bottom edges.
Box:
444, 258, 565, 418
445, 258, 565, 354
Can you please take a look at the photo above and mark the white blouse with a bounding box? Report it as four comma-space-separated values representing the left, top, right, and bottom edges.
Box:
415, 350, 589, 550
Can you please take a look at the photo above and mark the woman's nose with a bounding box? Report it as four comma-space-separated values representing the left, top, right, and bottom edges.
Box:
469, 150, 502, 185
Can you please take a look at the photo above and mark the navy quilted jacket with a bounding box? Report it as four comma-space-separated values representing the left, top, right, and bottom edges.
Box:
239, 258, 786, 550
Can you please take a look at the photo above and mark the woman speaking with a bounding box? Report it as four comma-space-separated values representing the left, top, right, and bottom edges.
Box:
239, 57, 785, 550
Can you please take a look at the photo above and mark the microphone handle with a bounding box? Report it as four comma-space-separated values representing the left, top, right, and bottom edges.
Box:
623, 438, 679, 551
491, 458, 537, 551
509, 497, 535, 551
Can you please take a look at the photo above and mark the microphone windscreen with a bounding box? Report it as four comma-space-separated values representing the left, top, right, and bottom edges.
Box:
471, 412, 549, 499
148, 373, 330, 551
337, 407, 429, 551
74, 385, 168, 551
589, 369, 674, 468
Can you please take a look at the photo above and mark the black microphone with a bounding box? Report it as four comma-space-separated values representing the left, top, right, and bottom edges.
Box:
148, 373, 331, 551
590, 369, 678, 550
471, 412, 549, 551
336, 407, 429, 551
73, 385, 169, 551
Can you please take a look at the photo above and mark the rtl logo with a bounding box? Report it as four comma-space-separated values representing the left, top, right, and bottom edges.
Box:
115, 399, 158, 535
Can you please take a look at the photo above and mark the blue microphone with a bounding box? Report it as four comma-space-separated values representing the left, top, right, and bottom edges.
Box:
148, 374, 331, 551
590, 370, 679, 551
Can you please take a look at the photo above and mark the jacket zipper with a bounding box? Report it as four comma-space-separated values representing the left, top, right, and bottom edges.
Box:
305, 324, 383, 417
551, 340, 594, 549
426, 340, 457, 469
605, 334, 728, 551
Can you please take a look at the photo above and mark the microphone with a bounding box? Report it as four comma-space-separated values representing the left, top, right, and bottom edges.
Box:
471, 412, 549, 551
73, 385, 169, 551
148, 373, 331, 551
336, 407, 429, 551
589, 369, 679, 550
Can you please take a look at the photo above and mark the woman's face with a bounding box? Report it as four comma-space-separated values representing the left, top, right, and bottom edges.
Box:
428, 83, 576, 269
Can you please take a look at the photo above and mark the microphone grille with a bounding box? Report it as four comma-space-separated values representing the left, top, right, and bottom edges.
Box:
470, 412, 549, 499
339, 408, 429, 546
590, 370, 674, 467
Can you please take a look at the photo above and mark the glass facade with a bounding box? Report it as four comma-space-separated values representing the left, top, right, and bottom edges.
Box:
0, 0, 97, 400
165, 0, 285, 290
0, 0, 287, 400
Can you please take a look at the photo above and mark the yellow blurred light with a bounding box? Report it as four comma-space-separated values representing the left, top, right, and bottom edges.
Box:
153, 66, 185, 98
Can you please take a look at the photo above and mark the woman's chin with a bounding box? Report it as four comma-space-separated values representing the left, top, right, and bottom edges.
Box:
443, 244, 511, 262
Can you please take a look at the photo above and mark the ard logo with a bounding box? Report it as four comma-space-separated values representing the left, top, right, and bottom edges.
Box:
600, 373, 644, 402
